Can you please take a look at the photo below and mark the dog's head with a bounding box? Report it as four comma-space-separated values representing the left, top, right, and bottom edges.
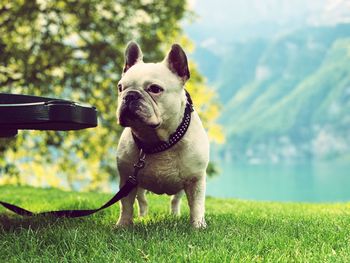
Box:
116, 42, 190, 130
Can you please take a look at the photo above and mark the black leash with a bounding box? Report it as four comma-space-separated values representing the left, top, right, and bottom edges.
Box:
0, 150, 146, 218
0, 90, 193, 218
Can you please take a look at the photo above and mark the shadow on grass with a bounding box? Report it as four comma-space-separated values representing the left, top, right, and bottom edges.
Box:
0, 212, 110, 234
0, 212, 194, 235
0, 213, 53, 232
1, 210, 266, 237
0, 210, 279, 235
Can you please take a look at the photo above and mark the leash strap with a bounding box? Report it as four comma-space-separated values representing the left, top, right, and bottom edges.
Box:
0, 150, 146, 218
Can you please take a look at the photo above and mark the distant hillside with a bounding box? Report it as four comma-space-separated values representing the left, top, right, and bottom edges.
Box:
199, 24, 350, 163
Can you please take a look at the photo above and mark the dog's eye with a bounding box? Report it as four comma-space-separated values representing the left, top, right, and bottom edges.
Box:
118, 84, 123, 92
147, 84, 164, 94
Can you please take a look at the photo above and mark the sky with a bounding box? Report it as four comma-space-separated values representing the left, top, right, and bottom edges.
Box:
185, 0, 350, 49
188, 0, 350, 25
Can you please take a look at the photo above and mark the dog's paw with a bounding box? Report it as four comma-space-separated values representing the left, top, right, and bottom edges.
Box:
191, 219, 207, 229
115, 218, 134, 227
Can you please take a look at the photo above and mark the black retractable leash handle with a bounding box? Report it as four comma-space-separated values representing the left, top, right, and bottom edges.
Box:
0, 150, 146, 218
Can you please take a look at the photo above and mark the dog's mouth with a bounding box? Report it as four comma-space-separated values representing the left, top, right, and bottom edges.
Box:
118, 99, 161, 128
148, 122, 161, 129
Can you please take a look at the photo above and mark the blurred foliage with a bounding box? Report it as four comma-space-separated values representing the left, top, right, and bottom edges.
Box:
0, 0, 222, 190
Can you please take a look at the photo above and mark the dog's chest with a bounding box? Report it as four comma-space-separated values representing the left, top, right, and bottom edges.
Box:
136, 152, 190, 195
117, 119, 209, 195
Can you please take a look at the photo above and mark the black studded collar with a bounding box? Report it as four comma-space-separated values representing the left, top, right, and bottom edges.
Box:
132, 90, 194, 154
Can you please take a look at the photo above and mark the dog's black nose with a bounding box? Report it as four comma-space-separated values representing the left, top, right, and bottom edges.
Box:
124, 91, 141, 103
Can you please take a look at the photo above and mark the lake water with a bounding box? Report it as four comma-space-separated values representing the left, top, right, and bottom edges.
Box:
206, 161, 350, 202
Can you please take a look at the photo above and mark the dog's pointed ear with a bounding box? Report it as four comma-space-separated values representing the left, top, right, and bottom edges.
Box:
164, 44, 190, 83
123, 41, 143, 73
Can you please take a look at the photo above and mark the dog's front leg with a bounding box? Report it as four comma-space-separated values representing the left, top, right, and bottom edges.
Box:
116, 178, 137, 226
184, 174, 207, 228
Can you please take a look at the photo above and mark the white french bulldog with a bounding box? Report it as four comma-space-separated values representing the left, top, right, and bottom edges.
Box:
116, 42, 209, 228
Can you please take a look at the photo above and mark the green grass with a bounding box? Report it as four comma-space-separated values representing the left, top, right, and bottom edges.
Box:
1, 185, 350, 262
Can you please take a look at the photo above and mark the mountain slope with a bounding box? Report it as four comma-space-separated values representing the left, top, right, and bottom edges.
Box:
210, 24, 350, 162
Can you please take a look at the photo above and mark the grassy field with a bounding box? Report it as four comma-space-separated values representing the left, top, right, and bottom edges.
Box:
1, 185, 350, 262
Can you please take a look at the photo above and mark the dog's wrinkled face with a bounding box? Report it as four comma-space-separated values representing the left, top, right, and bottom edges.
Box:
116, 42, 190, 129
